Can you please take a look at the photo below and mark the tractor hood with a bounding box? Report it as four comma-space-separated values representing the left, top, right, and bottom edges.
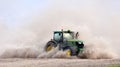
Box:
66, 39, 84, 48
67, 39, 83, 43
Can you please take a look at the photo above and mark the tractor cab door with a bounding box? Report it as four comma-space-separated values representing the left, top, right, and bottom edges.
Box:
53, 32, 62, 42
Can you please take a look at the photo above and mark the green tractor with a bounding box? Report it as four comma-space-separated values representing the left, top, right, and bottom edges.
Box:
44, 29, 84, 57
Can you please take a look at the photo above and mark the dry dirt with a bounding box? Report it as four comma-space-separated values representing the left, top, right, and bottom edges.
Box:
0, 59, 120, 67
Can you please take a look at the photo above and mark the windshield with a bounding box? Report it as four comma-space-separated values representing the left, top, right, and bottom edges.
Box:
63, 33, 73, 40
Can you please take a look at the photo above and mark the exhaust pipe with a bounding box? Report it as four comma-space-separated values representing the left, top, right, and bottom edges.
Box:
75, 32, 79, 39
61, 29, 64, 43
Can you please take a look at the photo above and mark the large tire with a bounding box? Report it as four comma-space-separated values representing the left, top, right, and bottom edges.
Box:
63, 47, 75, 56
45, 41, 57, 52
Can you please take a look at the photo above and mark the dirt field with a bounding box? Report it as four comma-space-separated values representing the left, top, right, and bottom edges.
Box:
0, 59, 120, 67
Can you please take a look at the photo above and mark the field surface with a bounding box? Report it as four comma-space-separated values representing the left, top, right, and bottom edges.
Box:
0, 59, 120, 67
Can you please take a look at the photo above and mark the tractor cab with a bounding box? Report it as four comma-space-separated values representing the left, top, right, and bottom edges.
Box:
53, 30, 75, 42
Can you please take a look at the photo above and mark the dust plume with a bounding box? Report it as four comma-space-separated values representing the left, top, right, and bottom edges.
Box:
0, 24, 118, 59
0, 0, 119, 59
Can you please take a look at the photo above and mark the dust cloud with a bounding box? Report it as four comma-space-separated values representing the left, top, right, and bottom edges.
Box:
0, 0, 119, 59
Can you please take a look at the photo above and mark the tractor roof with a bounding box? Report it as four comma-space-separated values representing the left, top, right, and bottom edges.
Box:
54, 30, 74, 33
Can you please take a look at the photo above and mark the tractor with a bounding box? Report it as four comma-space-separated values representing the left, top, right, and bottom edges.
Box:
44, 29, 84, 57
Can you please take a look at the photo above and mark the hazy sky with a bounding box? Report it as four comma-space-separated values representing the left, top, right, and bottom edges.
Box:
0, 0, 48, 28
0, 0, 119, 28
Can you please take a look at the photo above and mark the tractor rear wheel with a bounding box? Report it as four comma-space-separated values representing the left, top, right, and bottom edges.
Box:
45, 41, 57, 52
63, 47, 74, 57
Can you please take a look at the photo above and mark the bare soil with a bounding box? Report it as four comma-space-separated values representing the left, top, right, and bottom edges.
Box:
0, 59, 120, 67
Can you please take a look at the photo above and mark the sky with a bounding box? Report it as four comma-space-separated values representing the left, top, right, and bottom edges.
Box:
0, 0, 49, 28
0, 0, 120, 26
0, 0, 120, 32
